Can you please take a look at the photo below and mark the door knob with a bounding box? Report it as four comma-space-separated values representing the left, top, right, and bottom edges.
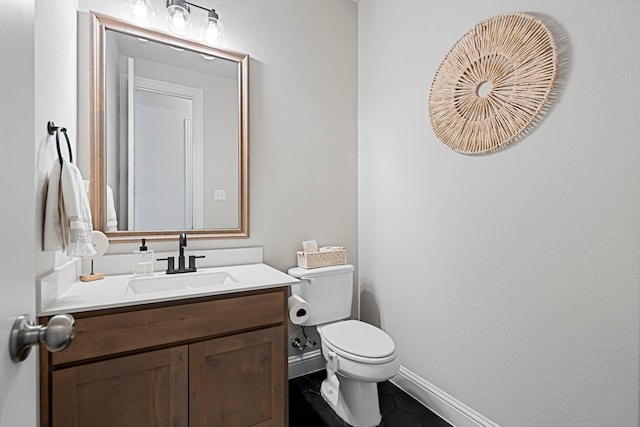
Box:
9, 314, 75, 362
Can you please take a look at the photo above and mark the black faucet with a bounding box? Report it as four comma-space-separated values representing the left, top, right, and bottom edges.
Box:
157, 233, 205, 274
178, 232, 188, 270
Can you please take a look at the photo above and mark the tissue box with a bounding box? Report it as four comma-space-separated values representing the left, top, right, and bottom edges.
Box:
297, 247, 347, 269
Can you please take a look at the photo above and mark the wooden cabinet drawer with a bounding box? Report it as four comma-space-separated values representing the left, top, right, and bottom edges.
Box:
50, 289, 286, 365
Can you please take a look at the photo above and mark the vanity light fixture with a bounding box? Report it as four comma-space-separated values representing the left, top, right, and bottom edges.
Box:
128, 0, 156, 26
165, 0, 225, 45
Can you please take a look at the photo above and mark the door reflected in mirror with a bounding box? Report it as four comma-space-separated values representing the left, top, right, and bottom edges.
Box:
90, 12, 248, 241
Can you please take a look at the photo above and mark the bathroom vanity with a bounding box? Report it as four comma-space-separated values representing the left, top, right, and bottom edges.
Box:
37, 253, 296, 427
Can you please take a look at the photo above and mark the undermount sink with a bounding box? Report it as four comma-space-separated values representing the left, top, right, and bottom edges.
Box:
126, 271, 239, 295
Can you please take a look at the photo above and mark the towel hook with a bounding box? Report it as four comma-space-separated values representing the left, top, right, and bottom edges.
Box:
47, 121, 73, 166
47, 121, 58, 136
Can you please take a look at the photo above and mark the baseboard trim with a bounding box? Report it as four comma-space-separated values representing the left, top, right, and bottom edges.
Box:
287, 349, 324, 379
392, 366, 500, 427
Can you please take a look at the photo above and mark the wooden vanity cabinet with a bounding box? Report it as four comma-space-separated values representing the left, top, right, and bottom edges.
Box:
39, 287, 288, 427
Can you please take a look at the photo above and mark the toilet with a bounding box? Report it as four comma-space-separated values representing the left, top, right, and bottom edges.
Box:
288, 264, 399, 427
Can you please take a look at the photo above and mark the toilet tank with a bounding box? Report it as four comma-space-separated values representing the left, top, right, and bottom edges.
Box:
288, 264, 354, 326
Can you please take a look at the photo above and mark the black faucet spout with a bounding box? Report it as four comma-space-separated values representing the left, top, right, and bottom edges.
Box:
178, 233, 187, 269
179, 232, 187, 257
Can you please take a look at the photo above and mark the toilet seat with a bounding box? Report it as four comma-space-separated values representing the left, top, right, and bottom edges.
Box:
320, 320, 397, 364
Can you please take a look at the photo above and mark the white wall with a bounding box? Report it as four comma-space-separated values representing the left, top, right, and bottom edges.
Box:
35, 0, 79, 279
358, 1, 639, 426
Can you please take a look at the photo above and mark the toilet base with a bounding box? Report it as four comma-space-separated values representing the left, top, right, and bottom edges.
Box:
321, 370, 382, 427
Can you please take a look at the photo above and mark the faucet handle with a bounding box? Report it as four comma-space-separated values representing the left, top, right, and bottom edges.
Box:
188, 255, 205, 270
157, 256, 175, 273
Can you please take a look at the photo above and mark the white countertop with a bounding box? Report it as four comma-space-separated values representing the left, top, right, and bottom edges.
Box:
39, 263, 298, 316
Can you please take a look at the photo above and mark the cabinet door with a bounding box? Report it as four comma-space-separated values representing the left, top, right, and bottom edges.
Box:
189, 326, 286, 427
51, 346, 188, 427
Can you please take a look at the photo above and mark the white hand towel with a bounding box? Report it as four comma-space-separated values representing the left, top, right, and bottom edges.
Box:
61, 160, 96, 257
43, 160, 97, 257
43, 162, 64, 252
83, 180, 119, 232
106, 184, 118, 231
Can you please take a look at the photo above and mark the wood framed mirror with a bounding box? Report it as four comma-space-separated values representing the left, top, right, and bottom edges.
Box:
89, 12, 248, 242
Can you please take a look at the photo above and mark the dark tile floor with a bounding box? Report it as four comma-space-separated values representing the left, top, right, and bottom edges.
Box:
289, 370, 452, 427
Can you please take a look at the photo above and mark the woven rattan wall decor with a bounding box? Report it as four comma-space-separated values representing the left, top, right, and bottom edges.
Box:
428, 13, 557, 154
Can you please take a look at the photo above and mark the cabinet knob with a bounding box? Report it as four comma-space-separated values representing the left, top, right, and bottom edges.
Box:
9, 314, 75, 362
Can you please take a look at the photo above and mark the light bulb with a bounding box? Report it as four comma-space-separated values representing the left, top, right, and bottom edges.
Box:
205, 21, 218, 39
167, 2, 191, 36
202, 9, 225, 45
133, 0, 148, 19
172, 10, 187, 30
129, 0, 155, 25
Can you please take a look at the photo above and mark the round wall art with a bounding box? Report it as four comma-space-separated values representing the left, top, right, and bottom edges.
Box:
428, 13, 557, 154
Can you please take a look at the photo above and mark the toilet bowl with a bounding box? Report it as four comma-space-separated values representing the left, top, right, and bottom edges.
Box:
287, 265, 400, 427
318, 320, 400, 427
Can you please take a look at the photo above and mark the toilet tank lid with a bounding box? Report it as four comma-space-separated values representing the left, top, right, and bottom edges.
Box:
287, 264, 354, 279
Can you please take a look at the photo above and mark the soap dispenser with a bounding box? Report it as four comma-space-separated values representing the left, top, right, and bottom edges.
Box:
133, 239, 154, 277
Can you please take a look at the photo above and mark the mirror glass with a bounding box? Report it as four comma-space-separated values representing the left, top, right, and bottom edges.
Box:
90, 13, 248, 241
